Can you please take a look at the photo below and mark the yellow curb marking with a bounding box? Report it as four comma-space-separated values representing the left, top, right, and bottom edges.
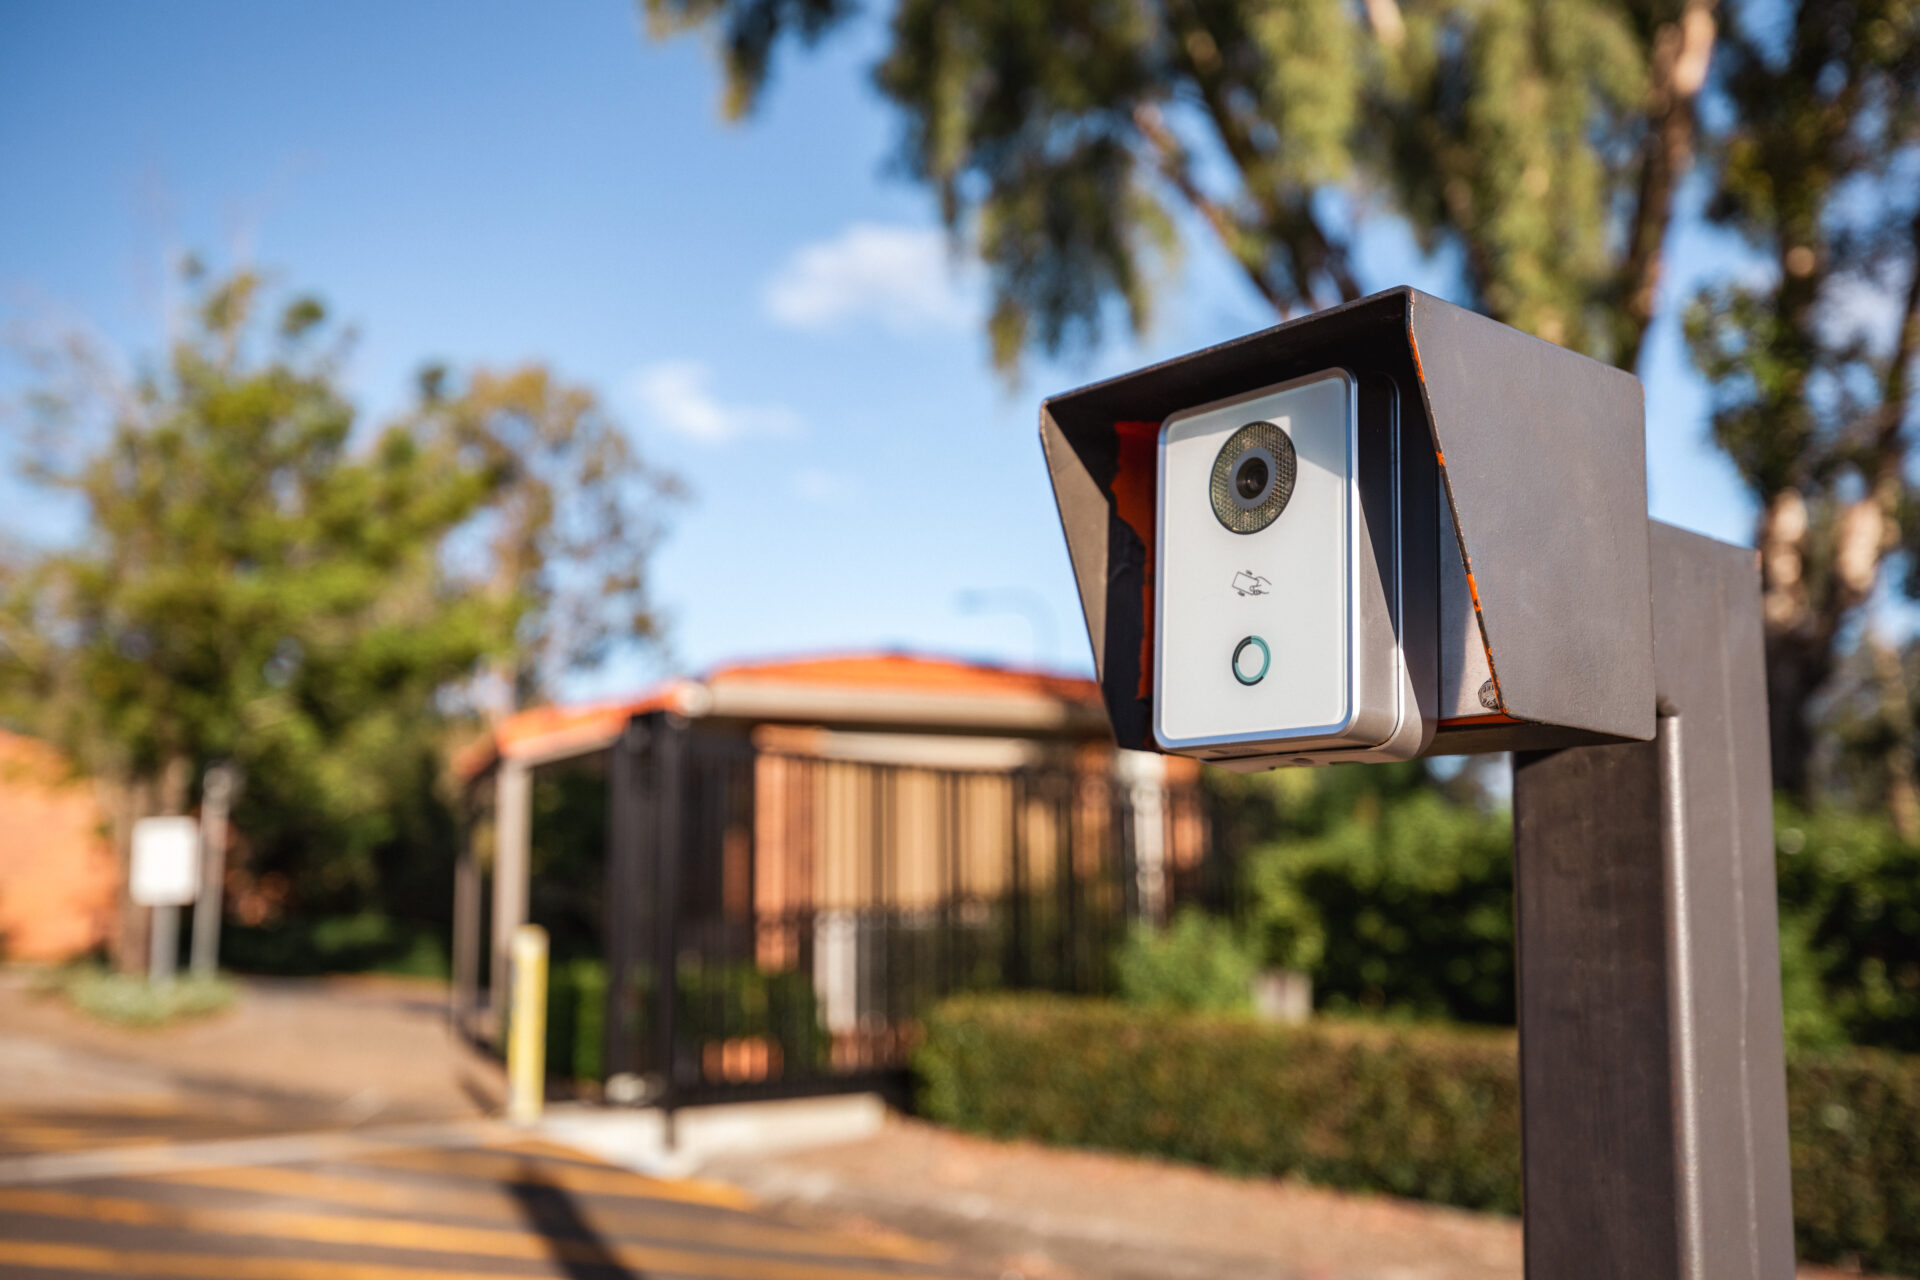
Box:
0, 1124, 167, 1152
0, 1187, 968, 1280
0, 1239, 543, 1280
157, 1162, 939, 1263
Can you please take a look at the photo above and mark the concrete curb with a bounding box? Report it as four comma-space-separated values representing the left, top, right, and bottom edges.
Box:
537, 1094, 889, 1179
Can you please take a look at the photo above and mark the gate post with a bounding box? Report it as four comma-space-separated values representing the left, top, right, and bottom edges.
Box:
603, 719, 645, 1086
651, 716, 685, 1117
1512, 522, 1795, 1279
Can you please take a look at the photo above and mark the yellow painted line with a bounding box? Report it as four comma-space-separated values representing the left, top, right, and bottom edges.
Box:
0, 1124, 159, 1152
0, 1187, 969, 1280
0, 1098, 185, 1119
0, 1238, 543, 1280
0, 1118, 505, 1187
488, 1134, 770, 1211
357, 1143, 756, 1209
157, 1163, 941, 1263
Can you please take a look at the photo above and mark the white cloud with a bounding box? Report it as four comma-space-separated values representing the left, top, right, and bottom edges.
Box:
763, 223, 977, 334
626, 360, 801, 444
792, 466, 853, 504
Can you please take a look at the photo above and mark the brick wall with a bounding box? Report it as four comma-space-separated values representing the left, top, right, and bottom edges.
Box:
0, 730, 117, 962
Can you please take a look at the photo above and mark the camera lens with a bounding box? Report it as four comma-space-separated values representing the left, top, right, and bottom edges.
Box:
1234, 456, 1269, 502
1209, 422, 1295, 534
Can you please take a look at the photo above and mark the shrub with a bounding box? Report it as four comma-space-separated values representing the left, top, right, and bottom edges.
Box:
546, 957, 607, 1083
1230, 788, 1919, 1051
916, 994, 1522, 1212
676, 962, 829, 1072
916, 995, 1920, 1274
1242, 789, 1516, 1024
1774, 804, 1920, 1053
1114, 908, 1259, 1013
220, 912, 448, 977
1787, 1047, 1920, 1270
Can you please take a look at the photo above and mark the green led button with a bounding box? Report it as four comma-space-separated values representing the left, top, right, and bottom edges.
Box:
1232, 635, 1270, 686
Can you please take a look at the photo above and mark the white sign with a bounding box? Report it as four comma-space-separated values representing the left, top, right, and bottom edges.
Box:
130, 817, 201, 907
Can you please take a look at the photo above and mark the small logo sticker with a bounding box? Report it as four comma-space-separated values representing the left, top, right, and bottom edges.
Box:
1232, 571, 1271, 597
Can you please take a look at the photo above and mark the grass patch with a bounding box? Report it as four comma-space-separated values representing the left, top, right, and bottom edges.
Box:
41, 965, 238, 1027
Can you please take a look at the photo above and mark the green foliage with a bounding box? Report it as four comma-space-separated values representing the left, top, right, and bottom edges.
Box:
44, 966, 238, 1027
1788, 1045, 1920, 1271
406, 364, 680, 702
655, 0, 1920, 803
916, 995, 1523, 1211
547, 956, 609, 1083
529, 761, 609, 964
642, 0, 856, 122
1678, 1, 1920, 797
654, 0, 1699, 373
219, 913, 449, 978
1114, 907, 1257, 1013
1, 263, 675, 937
1774, 802, 1920, 1053
567, 959, 831, 1082
916, 995, 1920, 1274
3, 270, 506, 788
1243, 791, 1514, 1024
1225, 772, 1920, 1051
677, 962, 829, 1072
1224, 764, 1516, 1025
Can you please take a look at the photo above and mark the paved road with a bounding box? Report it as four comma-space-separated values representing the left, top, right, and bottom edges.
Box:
0, 1107, 976, 1280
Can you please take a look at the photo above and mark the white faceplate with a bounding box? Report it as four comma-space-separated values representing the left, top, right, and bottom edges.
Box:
1155, 371, 1357, 748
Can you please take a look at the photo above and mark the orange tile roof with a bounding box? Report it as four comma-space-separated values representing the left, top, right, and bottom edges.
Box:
707, 651, 1101, 702
457, 651, 1101, 779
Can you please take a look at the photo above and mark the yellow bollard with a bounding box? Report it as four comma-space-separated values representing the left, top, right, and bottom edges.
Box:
506, 923, 548, 1125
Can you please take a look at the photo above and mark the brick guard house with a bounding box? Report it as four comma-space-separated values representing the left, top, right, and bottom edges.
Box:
453, 652, 1212, 1103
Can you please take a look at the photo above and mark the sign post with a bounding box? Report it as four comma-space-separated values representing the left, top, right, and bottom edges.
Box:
190, 765, 237, 978
130, 816, 200, 987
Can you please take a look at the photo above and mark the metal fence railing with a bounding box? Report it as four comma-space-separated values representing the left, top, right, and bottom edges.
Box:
601, 712, 1211, 1108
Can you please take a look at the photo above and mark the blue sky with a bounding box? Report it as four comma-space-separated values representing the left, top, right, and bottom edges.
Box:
0, 0, 1757, 700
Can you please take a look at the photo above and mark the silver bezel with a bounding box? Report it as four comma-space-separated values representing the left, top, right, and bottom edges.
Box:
1153, 368, 1379, 753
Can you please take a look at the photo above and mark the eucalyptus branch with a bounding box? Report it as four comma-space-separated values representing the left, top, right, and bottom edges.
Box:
1132, 102, 1289, 313
1614, 0, 1717, 371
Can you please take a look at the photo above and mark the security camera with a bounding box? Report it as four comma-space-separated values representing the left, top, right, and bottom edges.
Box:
1155, 369, 1434, 766
1040, 287, 1657, 767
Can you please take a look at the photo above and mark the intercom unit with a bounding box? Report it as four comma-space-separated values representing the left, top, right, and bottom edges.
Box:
1154, 369, 1433, 766
1040, 286, 1656, 765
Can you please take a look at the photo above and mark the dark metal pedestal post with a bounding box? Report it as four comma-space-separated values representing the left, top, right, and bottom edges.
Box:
1513, 521, 1795, 1279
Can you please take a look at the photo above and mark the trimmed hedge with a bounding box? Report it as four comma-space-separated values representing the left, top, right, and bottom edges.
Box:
915, 995, 1920, 1274
1789, 1048, 1920, 1269
917, 995, 1522, 1211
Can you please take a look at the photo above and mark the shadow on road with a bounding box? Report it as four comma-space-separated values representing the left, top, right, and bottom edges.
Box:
506, 1156, 635, 1279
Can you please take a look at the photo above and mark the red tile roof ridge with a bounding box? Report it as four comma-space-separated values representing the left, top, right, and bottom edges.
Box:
459, 650, 1100, 778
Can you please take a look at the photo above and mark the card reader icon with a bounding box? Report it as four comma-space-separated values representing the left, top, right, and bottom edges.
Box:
1232, 571, 1271, 597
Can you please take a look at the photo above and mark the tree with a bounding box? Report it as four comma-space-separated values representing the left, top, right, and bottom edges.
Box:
0, 264, 676, 965
406, 364, 680, 712
649, 0, 1919, 797
1685, 1, 1920, 802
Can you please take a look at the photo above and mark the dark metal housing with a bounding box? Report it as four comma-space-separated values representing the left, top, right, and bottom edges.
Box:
1040, 286, 1655, 756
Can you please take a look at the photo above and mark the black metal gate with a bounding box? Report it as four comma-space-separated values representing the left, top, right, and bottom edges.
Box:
601, 711, 1209, 1109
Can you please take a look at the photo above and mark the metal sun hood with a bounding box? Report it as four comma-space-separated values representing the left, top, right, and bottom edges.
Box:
1040, 286, 1657, 757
